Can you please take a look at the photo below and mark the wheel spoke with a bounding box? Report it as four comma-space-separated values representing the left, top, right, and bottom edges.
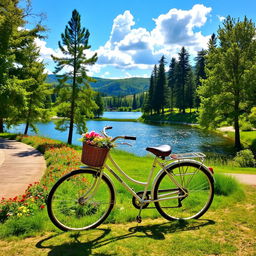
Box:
154, 163, 214, 220
47, 169, 115, 231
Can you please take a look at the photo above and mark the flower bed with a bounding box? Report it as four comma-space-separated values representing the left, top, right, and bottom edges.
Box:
0, 135, 82, 223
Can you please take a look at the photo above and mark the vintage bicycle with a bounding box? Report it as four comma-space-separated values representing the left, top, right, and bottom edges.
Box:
47, 126, 214, 231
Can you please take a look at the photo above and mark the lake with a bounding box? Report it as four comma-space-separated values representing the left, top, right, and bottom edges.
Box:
8, 112, 234, 156
102, 111, 142, 119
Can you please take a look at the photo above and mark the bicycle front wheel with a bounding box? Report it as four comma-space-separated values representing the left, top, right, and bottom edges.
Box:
154, 162, 214, 220
47, 169, 115, 231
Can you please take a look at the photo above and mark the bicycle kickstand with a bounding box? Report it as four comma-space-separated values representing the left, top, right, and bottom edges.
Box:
136, 208, 143, 223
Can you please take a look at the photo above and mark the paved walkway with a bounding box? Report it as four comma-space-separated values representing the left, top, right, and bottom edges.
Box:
225, 173, 256, 186
0, 138, 46, 199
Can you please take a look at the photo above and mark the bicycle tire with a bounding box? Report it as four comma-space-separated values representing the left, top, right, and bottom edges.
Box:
154, 162, 214, 220
47, 169, 115, 231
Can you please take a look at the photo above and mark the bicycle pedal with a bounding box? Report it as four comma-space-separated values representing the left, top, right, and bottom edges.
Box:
136, 216, 142, 223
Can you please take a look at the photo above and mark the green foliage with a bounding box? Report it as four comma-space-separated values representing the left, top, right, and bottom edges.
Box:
175, 47, 193, 113
194, 49, 207, 108
11, 41, 52, 134
240, 119, 253, 131
52, 9, 98, 144
249, 107, 256, 128
0, 213, 44, 238
198, 16, 256, 149
47, 75, 150, 96
167, 58, 177, 111
214, 174, 244, 196
0, 0, 45, 132
93, 92, 104, 117
233, 149, 256, 167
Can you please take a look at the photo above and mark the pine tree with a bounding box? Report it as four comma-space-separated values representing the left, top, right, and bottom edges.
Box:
185, 70, 195, 113
155, 56, 168, 114
194, 49, 207, 109
52, 9, 98, 144
93, 92, 104, 118
175, 47, 191, 113
167, 58, 177, 112
132, 94, 137, 110
13, 41, 51, 134
151, 65, 158, 113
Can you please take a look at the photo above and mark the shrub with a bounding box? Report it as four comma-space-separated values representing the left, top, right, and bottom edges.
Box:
214, 174, 244, 197
249, 107, 256, 128
233, 149, 256, 167
240, 120, 253, 131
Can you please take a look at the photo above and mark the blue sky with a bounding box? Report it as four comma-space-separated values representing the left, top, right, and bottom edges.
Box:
27, 0, 255, 78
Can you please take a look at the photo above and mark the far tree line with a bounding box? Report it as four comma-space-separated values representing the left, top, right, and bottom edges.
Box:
143, 47, 206, 115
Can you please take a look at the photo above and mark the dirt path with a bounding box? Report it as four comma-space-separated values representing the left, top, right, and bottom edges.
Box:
0, 138, 46, 199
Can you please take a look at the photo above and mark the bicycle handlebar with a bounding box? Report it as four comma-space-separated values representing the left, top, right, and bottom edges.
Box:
103, 126, 136, 141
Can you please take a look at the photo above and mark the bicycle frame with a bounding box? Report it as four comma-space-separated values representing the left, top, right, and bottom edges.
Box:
84, 152, 199, 206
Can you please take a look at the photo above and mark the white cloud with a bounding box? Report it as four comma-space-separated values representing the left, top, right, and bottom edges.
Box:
35, 5, 212, 77
217, 15, 226, 22
95, 5, 212, 73
151, 4, 211, 47
34, 38, 57, 60
109, 10, 135, 45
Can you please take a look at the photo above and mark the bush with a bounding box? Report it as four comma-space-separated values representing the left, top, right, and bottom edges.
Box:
240, 120, 253, 131
249, 107, 256, 128
233, 149, 256, 167
214, 174, 244, 196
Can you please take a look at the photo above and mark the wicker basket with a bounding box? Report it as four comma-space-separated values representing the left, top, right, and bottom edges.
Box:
81, 143, 110, 167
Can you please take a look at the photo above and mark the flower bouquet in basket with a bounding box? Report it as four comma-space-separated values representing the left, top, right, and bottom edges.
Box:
81, 131, 115, 167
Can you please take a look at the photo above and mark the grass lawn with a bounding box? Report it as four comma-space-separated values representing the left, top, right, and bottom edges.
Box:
0, 185, 255, 256
0, 133, 255, 256
224, 130, 256, 152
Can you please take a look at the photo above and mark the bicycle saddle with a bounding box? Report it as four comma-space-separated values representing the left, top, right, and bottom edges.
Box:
146, 145, 172, 158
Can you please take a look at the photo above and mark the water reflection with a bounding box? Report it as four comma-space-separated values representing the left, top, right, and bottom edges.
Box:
8, 120, 234, 156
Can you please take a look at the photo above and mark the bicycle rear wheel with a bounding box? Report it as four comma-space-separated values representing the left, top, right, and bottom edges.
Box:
47, 169, 115, 231
154, 162, 214, 220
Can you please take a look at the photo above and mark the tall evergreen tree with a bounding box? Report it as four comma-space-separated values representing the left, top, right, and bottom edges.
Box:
13, 41, 51, 134
51, 9, 98, 144
175, 47, 191, 113
185, 70, 195, 113
93, 92, 104, 118
194, 49, 207, 109
151, 64, 158, 113
167, 57, 177, 111
132, 94, 137, 110
155, 56, 168, 114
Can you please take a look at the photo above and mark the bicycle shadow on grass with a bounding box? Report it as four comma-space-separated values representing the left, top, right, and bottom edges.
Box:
36, 219, 215, 256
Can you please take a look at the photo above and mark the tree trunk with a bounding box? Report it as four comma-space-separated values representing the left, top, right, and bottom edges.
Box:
0, 118, 3, 133
24, 102, 32, 135
24, 121, 29, 135
234, 95, 241, 150
68, 75, 76, 145
234, 116, 241, 150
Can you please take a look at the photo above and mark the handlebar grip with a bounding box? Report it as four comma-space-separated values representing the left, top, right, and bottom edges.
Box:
105, 126, 112, 130
124, 136, 136, 140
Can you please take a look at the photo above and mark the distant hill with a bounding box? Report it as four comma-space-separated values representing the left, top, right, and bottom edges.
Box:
46, 74, 149, 96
